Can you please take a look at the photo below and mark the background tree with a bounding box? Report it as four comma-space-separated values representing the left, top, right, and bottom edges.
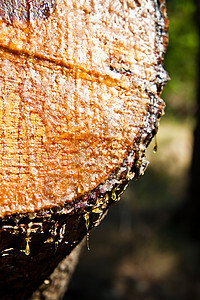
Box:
180, 0, 200, 237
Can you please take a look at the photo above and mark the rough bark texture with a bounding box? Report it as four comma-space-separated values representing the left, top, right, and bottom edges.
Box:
0, 1, 168, 299
30, 241, 83, 300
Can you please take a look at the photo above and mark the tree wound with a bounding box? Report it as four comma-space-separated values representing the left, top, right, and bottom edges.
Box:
0, 0, 55, 23
107, 56, 132, 75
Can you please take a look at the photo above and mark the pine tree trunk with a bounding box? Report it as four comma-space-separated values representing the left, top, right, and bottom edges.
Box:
177, 0, 200, 238
0, 1, 168, 298
30, 241, 83, 300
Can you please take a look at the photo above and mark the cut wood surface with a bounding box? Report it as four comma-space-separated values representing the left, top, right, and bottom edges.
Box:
0, 0, 168, 299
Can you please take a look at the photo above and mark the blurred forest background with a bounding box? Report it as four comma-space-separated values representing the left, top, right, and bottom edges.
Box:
65, 1, 200, 299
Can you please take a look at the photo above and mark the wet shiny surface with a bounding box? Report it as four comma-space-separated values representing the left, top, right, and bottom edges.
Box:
0, 0, 166, 216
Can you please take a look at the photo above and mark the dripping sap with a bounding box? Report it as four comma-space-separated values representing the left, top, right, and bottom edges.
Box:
84, 212, 90, 251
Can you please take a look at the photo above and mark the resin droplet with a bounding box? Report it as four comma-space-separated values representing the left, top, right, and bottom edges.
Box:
55, 241, 58, 251
84, 212, 90, 251
153, 134, 158, 153
77, 183, 84, 195
25, 238, 30, 255
104, 194, 109, 202
92, 208, 103, 214
111, 190, 117, 201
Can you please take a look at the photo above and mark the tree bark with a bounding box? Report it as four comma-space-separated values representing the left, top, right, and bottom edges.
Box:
30, 241, 83, 300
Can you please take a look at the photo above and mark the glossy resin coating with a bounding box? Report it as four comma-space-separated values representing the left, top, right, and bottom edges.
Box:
0, 0, 167, 216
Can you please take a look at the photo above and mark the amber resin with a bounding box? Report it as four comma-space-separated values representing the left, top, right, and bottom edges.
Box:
0, 0, 168, 217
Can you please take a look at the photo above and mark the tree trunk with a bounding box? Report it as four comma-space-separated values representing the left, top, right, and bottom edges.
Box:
30, 241, 83, 300
188, 0, 200, 235
0, 1, 168, 299
176, 0, 200, 238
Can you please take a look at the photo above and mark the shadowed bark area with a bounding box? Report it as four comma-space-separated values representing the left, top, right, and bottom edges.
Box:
30, 241, 83, 300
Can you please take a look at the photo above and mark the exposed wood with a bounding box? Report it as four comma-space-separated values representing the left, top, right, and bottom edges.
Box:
0, 0, 168, 299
